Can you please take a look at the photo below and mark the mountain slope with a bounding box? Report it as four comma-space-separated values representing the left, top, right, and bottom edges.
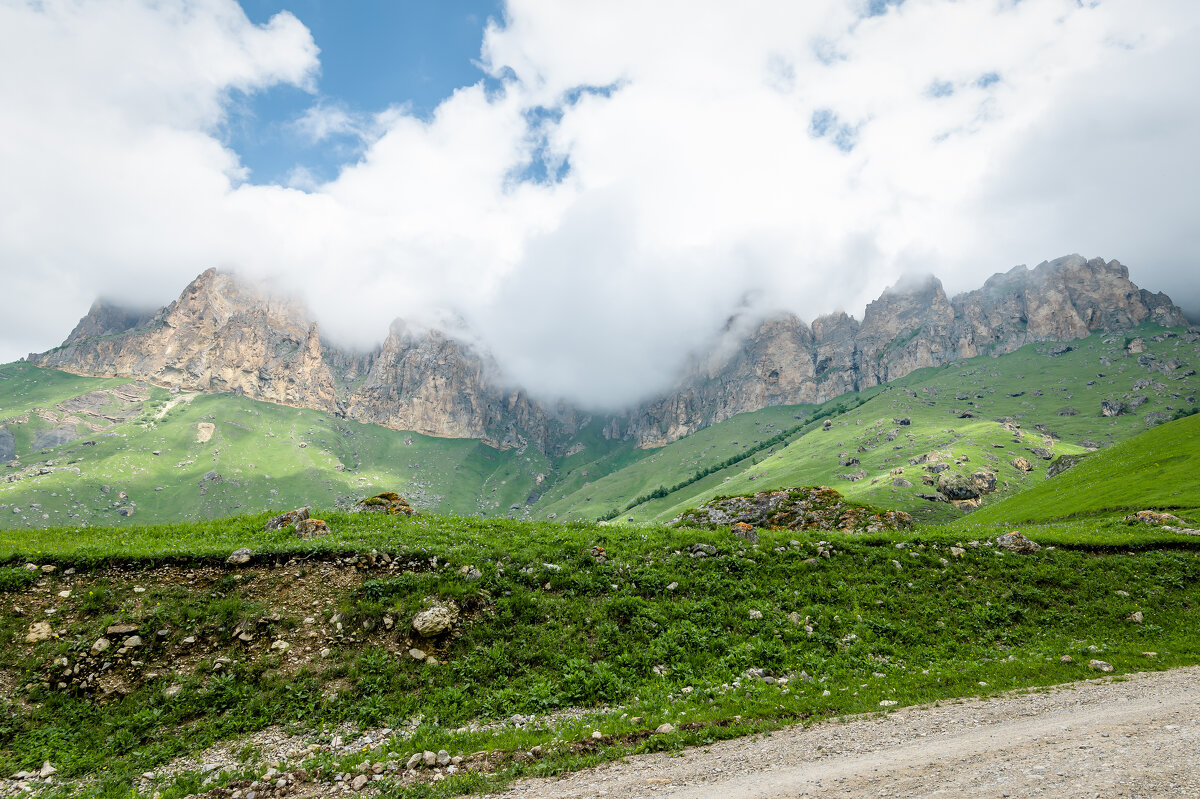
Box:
966, 411, 1200, 524
539, 323, 1200, 524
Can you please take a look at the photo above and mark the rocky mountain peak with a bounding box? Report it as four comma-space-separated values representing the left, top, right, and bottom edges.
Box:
32, 253, 1190, 451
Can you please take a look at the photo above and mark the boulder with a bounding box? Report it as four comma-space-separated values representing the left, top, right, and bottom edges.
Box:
1030, 447, 1054, 460
226, 548, 253, 566
1047, 454, 1088, 478
1124, 510, 1182, 526
1011, 457, 1033, 472
412, 602, 458, 637
294, 518, 330, 538
674, 486, 912, 533
731, 521, 758, 544
266, 507, 309, 531
996, 531, 1041, 553
352, 491, 417, 516
24, 621, 53, 643
1100, 399, 1126, 417
936, 471, 997, 501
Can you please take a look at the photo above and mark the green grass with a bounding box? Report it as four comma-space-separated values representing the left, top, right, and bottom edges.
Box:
2, 509, 1200, 797
966, 411, 1200, 524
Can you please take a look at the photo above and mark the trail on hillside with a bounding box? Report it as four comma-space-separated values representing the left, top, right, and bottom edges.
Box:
484, 667, 1200, 798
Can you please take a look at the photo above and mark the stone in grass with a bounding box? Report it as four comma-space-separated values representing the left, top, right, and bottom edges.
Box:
655, 723, 675, 734
412, 602, 458, 637
24, 621, 53, 643
996, 531, 1041, 553
406, 753, 422, 770
265, 507, 308, 531
226, 548, 253, 566
731, 521, 758, 544
294, 518, 330, 538
1128, 611, 1144, 624
1089, 659, 1115, 673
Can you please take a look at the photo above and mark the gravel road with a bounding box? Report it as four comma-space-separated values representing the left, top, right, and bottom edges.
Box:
484, 666, 1200, 798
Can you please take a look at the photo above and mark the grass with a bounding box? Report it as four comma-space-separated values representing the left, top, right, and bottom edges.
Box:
966, 411, 1200, 524
2, 509, 1200, 797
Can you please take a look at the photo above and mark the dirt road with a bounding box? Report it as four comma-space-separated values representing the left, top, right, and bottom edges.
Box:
484, 666, 1200, 798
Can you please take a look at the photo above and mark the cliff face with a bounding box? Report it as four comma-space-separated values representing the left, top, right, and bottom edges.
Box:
32, 254, 1189, 451
34, 269, 342, 412
621, 255, 1188, 445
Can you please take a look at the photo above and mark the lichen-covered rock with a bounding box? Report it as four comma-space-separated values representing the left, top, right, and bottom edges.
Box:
996, 531, 1041, 553
731, 521, 758, 544
936, 471, 997, 501
266, 507, 309, 531
226, 548, 253, 566
352, 492, 417, 516
412, 602, 458, 637
294, 518, 330, 538
674, 487, 912, 534
1011, 456, 1033, 472
1124, 510, 1183, 526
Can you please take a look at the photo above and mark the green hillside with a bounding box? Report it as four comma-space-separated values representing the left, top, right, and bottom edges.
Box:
967, 411, 1200, 524
581, 324, 1200, 525
3, 323, 1198, 530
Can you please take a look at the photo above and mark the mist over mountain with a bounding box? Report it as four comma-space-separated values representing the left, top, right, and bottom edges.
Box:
29, 254, 1188, 452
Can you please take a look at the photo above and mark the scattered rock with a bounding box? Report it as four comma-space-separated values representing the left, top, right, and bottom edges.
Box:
1124, 510, 1182, 526
936, 471, 997, 501
412, 602, 458, 637
352, 491, 417, 516
1060, 655, 1073, 663
1089, 659, 1114, 673
294, 518, 330, 538
996, 531, 1041, 553
24, 621, 53, 643
730, 521, 758, 544
91, 637, 111, 655
1011, 456, 1033, 472
655, 723, 675, 734
106, 623, 138, 636
265, 507, 309, 531
1128, 611, 1144, 624
226, 548, 253, 566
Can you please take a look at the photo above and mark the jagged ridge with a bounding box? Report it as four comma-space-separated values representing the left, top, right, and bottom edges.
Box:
29, 255, 1188, 451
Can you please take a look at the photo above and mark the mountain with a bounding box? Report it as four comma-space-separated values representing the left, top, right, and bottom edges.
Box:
28, 255, 1189, 451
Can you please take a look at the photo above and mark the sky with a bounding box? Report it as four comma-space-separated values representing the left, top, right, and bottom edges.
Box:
1, 0, 1198, 409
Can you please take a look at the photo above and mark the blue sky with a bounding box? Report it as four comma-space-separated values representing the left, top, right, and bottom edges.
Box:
230, 0, 502, 185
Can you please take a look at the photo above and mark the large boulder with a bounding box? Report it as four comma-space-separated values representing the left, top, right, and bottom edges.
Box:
674, 487, 913, 533
1124, 510, 1182, 526
936, 471, 997, 501
996, 531, 1041, 553
353, 492, 417, 516
412, 602, 458, 637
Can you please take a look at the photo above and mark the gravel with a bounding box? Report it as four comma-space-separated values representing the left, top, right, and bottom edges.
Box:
481, 666, 1200, 798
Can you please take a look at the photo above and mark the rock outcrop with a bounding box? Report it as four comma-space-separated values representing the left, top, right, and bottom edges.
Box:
623, 255, 1187, 445
674, 487, 914, 533
32, 254, 1189, 452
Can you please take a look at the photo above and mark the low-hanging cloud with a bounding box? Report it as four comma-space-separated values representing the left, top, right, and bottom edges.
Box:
1, 0, 1197, 409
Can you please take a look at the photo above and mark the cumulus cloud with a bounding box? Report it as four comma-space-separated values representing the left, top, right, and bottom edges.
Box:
1, 0, 1198, 409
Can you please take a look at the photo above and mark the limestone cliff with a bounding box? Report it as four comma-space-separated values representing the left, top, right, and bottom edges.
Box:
33, 269, 341, 412
622, 255, 1188, 445
32, 254, 1189, 451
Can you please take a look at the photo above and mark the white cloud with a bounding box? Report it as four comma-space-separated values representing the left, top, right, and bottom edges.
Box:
1, 0, 1198, 408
